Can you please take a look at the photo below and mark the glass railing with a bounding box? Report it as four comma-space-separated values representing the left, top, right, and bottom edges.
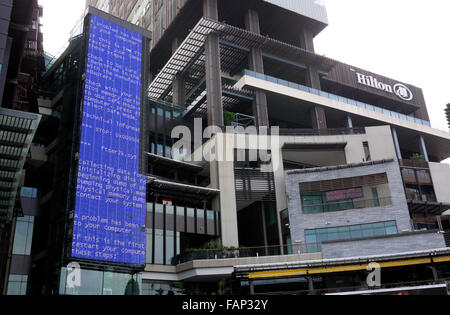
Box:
175, 243, 323, 265
149, 97, 185, 121
243, 70, 432, 128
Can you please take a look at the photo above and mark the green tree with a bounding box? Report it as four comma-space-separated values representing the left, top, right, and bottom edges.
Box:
224, 110, 236, 126
411, 153, 424, 161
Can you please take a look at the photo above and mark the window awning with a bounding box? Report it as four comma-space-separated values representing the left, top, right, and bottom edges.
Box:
408, 200, 450, 216
147, 176, 220, 202
0, 108, 41, 222
146, 152, 203, 173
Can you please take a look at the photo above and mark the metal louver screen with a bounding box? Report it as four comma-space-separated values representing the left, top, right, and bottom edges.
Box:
300, 173, 388, 193
234, 168, 276, 205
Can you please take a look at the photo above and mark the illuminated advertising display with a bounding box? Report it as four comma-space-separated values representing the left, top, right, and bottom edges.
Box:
326, 188, 364, 202
72, 14, 147, 265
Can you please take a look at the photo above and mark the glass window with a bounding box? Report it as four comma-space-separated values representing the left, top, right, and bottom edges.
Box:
302, 189, 363, 214
62, 269, 141, 295
65, 269, 103, 295
350, 230, 363, 239
173, 110, 181, 120
362, 228, 374, 238
7, 275, 28, 295
187, 208, 195, 217
155, 203, 164, 213
372, 188, 380, 207
197, 209, 205, 234
305, 221, 398, 248
165, 145, 172, 158
302, 193, 324, 214
157, 143, 164, 156
166, 205, 174, 216
327, 232, 338, 241
166, 230, 175, 265
186, 208, 196, 234
154, 229, 164, 265
166, 205, 175, 231
338, 231, 351, 240
141, 281, 181, 296
146, 229, 153, 264
103, 272, 139, 295
386, 225, 398, 235
12, 216, 34, 256
176, 206, 186, 233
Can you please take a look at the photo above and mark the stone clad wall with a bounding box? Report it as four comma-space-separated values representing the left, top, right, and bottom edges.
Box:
285, 160, 411, 244
322, 231, 447, 259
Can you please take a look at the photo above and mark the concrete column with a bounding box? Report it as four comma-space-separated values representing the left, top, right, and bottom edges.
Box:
245, 9, 269, 127
306, 69, 327, 129
172, 75, 186, 107
310, 106, 327, 130
203, 0, 218, 20
252, 86, 269, 128
430, 264, 439, 282
418, 135, 430, 162
215, 134, 239, 248
305, 66, 321, 90
299, 28, 315, 53
205, 33, 224, 127
346, 115, 354, 129
172, 38, 186, 107
308, 275, 315, 295
272, 147, 287, 255
437, 216, 444, 232
249, 279, 255, 295
300, 28, 327, 130
204, 0, 222, 127
261, 202, 269, 255
392, 127, 403, 160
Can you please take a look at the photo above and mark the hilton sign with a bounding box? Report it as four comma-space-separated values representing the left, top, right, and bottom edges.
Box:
356, 72, 414, 102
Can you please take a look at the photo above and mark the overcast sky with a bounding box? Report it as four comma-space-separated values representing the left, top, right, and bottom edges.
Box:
38, 0, 450, 132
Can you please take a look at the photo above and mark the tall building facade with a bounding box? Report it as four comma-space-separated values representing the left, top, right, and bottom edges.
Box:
0, 0, 45, 295
5, 0, 450, 295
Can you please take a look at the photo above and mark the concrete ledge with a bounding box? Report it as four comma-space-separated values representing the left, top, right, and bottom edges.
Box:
175, 253, 323, 273
286, 159, 394, 176
144, 264, 176, 273
142, 253, 323, 281
235, 74, 450, 142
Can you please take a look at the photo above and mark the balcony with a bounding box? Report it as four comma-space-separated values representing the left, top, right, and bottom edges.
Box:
399, 159, 430, 169
211, 126, 365, 137
278, 127, 365, 136
241, 70, 432, 128
406, 193, 437, 203
174, 243, 321, 265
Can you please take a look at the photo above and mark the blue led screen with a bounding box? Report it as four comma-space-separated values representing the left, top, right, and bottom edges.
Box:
72, 14, 147, 265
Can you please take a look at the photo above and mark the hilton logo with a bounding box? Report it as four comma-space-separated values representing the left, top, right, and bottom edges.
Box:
356, 72, 414, 101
